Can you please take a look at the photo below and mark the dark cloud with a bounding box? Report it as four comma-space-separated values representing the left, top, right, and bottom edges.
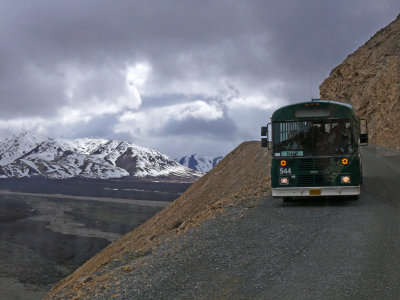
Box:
160, 115, 241, 141
0, 0, 399, 155
0, 72, 65, 118
246, 0, 400, 99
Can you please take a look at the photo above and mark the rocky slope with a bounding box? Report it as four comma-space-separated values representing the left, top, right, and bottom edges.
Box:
320, 14, 400, 150
45, 141, 271, 299
0, 132, 200, 179
177, 154, 223, 172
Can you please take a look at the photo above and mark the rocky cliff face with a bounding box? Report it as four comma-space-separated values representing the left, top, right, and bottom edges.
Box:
320, 14, 400, 150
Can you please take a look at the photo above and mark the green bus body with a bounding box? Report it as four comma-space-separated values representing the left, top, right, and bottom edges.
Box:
261, 100, 368, 199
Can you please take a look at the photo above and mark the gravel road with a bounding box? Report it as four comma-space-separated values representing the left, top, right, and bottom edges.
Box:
56, 145, 400, 299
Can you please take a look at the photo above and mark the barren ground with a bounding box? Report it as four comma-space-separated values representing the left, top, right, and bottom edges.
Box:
0, 179, 190, 299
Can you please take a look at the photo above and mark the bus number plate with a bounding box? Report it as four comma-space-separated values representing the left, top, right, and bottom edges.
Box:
280, 168, 292, 175
309, 189, 321, 196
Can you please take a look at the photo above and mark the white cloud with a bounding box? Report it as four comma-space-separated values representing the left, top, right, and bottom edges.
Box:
227, 95, 280, 111
0, 62, 151, 137
57, 107, 93, 125
0, 117, 45, 132
126, 62, 152, 92
58, 62, 148, 121
174, 100, 223, 121
116, 100, 223, 136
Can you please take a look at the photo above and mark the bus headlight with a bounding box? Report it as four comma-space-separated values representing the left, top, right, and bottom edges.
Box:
280, 177, 289, 185
341, 176, 351, 184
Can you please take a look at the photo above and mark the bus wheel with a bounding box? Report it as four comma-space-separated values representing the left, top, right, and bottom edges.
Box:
283, 197, 292, 203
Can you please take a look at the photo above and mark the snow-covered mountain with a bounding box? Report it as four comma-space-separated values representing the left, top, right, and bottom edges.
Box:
177, 154, 223, 173
0, 132, 201, 179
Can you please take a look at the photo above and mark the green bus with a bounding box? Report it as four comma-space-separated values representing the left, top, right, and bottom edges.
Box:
261, 99, 368, 201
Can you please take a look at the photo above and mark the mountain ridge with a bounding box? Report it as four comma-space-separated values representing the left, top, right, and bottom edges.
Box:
0, 132, 201, 180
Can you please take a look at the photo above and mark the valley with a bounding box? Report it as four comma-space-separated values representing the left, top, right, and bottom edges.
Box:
0, 179, 191, 299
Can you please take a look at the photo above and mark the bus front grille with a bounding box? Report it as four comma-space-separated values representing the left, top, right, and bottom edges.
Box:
298, 174, 331, 186
297, 158, 331, 171
298, 159, 313, 170
298, 175, 313, 186
315, 158, 331, 170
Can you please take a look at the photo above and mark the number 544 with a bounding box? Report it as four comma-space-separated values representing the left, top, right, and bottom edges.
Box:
280, 168, 291, 175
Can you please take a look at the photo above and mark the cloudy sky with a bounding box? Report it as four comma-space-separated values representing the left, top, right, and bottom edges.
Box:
0, 1, 399, 157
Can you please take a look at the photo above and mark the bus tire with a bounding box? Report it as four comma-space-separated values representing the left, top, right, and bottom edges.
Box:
283, 197, 291, 203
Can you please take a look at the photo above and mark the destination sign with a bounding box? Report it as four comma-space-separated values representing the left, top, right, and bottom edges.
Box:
294, 109, 331, 118
281, 151, 304, 156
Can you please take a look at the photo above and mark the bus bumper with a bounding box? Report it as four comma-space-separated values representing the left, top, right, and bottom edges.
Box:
272, 186, 360, 197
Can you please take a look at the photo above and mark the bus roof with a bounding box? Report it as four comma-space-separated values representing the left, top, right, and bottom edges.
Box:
271, 99, 356, 121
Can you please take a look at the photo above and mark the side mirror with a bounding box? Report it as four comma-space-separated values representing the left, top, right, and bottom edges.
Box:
261, 123, 271, 149
360, 133, 368, 145
261, 138, 268, 148
261, 126, 267, 137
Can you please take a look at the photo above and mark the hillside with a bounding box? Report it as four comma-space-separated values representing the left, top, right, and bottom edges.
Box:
320, 14, 400, 150
45, 141, 271, 299
0, 132, 200, 180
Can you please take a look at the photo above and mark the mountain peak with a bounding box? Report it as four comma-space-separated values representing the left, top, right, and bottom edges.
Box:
177, 154, 223, 172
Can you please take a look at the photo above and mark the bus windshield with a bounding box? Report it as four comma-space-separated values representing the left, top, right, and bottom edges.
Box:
273, 119, 358, 157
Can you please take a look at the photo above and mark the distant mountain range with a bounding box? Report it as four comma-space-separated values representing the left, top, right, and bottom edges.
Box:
176, 154, 223, 173
0, 132, 201, 180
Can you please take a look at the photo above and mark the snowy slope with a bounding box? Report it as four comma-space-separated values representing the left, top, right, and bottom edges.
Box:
0, 132, 201, 179
177, 154, 223, 173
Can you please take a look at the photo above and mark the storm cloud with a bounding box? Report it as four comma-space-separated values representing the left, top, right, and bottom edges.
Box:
0, 0, 399, 156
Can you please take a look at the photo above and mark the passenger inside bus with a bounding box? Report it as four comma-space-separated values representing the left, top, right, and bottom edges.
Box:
338, 122, 354, 154
316, 125, 328, 153
275, 119, 356, 156
327, 121, 355, 154
286, 130, 301, 150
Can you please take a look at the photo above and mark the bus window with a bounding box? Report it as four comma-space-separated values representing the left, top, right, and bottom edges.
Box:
273, 119, 358, 156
